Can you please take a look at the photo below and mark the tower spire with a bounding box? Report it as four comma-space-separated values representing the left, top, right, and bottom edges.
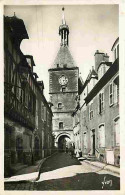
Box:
59, 7, 69, 46
62, 7, 66, 25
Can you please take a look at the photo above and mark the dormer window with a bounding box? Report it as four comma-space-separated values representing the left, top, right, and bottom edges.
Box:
98, 63, 109, 80
111, 38, 119, 62
114, 44, 119, 61
98, 64, 105, 80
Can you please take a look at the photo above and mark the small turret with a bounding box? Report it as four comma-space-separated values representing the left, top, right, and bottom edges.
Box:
59, 7, 69, 46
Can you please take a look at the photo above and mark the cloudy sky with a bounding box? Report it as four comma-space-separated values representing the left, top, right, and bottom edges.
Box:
4, 5, 119, 100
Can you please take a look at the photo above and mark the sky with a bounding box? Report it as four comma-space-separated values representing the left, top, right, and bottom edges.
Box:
4, 5, 119, 100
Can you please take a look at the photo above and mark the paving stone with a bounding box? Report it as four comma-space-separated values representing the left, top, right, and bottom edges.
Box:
4, 153, 120, 191
24, 183, 31, 190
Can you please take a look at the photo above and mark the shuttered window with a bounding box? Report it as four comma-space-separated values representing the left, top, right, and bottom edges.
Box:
109, 76, 119, 106
99, 91, 104, 114
109, 83, 113, 106
89, 102, 94, 120
114, 76, 119, 104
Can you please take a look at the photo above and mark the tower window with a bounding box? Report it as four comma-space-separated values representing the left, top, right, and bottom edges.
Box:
58, 103, 62, 109
62, 87, 66, 92
59, 122, 63, 129
63, 64, 67, 68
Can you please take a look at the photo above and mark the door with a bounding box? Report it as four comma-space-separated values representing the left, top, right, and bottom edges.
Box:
16, 137, 23, 163
92, 130, 95, 155
34, 137, 39, 160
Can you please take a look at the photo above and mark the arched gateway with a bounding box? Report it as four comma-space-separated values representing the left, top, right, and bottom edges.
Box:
55, 132, 73, 150
48, 8, 78, 149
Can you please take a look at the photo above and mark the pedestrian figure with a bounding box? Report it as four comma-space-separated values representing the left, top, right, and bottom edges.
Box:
79, 148, 82, 157
70, 144, 74, 158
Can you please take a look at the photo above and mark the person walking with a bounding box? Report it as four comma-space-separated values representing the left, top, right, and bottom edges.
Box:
70, 144, 74, 158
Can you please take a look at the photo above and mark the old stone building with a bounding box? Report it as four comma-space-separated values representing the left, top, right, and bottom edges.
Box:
48, 8, 81, 150
35, 80, 53, 159
4, 15, 53, 177
73, 37, 119, 166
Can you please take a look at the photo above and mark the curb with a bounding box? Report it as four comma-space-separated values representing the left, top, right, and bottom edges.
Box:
83, 160, 120, 175
35, 151, 58, 181
4, 152, 58, 184
104, 165, 120, 175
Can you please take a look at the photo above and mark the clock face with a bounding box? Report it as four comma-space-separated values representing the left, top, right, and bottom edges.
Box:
59, 75, 68, 85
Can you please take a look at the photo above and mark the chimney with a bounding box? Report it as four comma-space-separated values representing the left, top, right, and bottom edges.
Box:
94, 50, 105, 72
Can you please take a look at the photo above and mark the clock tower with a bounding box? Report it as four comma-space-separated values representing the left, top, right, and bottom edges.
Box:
48, 8, 79, 149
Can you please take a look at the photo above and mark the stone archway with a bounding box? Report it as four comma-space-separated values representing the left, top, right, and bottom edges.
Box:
56, 133, 72, 152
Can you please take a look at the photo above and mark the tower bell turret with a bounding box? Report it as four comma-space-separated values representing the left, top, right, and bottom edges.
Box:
59, 7, 69, 46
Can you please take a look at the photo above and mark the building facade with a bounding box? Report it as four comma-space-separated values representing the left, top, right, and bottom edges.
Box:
35, 80, 53, 159
48, 8, 79, 150
73, 38, 119, 166
4, 15, 53, 177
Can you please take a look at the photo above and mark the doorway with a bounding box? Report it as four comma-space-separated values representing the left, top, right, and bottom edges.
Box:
34, 136, 40, 160
92, 130, 95, 155
58, 135, 71, 152
16, 137, 23, 163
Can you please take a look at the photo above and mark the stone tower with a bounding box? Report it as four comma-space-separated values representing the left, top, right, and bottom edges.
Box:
48, 8, 79, 149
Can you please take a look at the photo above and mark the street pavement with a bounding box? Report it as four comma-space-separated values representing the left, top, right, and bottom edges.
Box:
4, 152, 120, 191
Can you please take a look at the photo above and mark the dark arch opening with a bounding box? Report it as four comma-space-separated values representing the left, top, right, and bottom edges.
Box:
58, 135, 71, 152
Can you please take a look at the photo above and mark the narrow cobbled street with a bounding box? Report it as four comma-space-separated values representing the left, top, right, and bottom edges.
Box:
5, 152, 120, 191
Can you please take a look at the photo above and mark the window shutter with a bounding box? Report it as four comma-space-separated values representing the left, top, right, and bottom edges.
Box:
109, 83, 113, 106
99, 94, 101, 114
101, 93, 103, 111
114, 82, 117, 104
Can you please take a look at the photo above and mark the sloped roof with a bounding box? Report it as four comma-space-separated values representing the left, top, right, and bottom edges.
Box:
85, 58, 119, 104
53, 45, 76, 68
4, 16, 29, 41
